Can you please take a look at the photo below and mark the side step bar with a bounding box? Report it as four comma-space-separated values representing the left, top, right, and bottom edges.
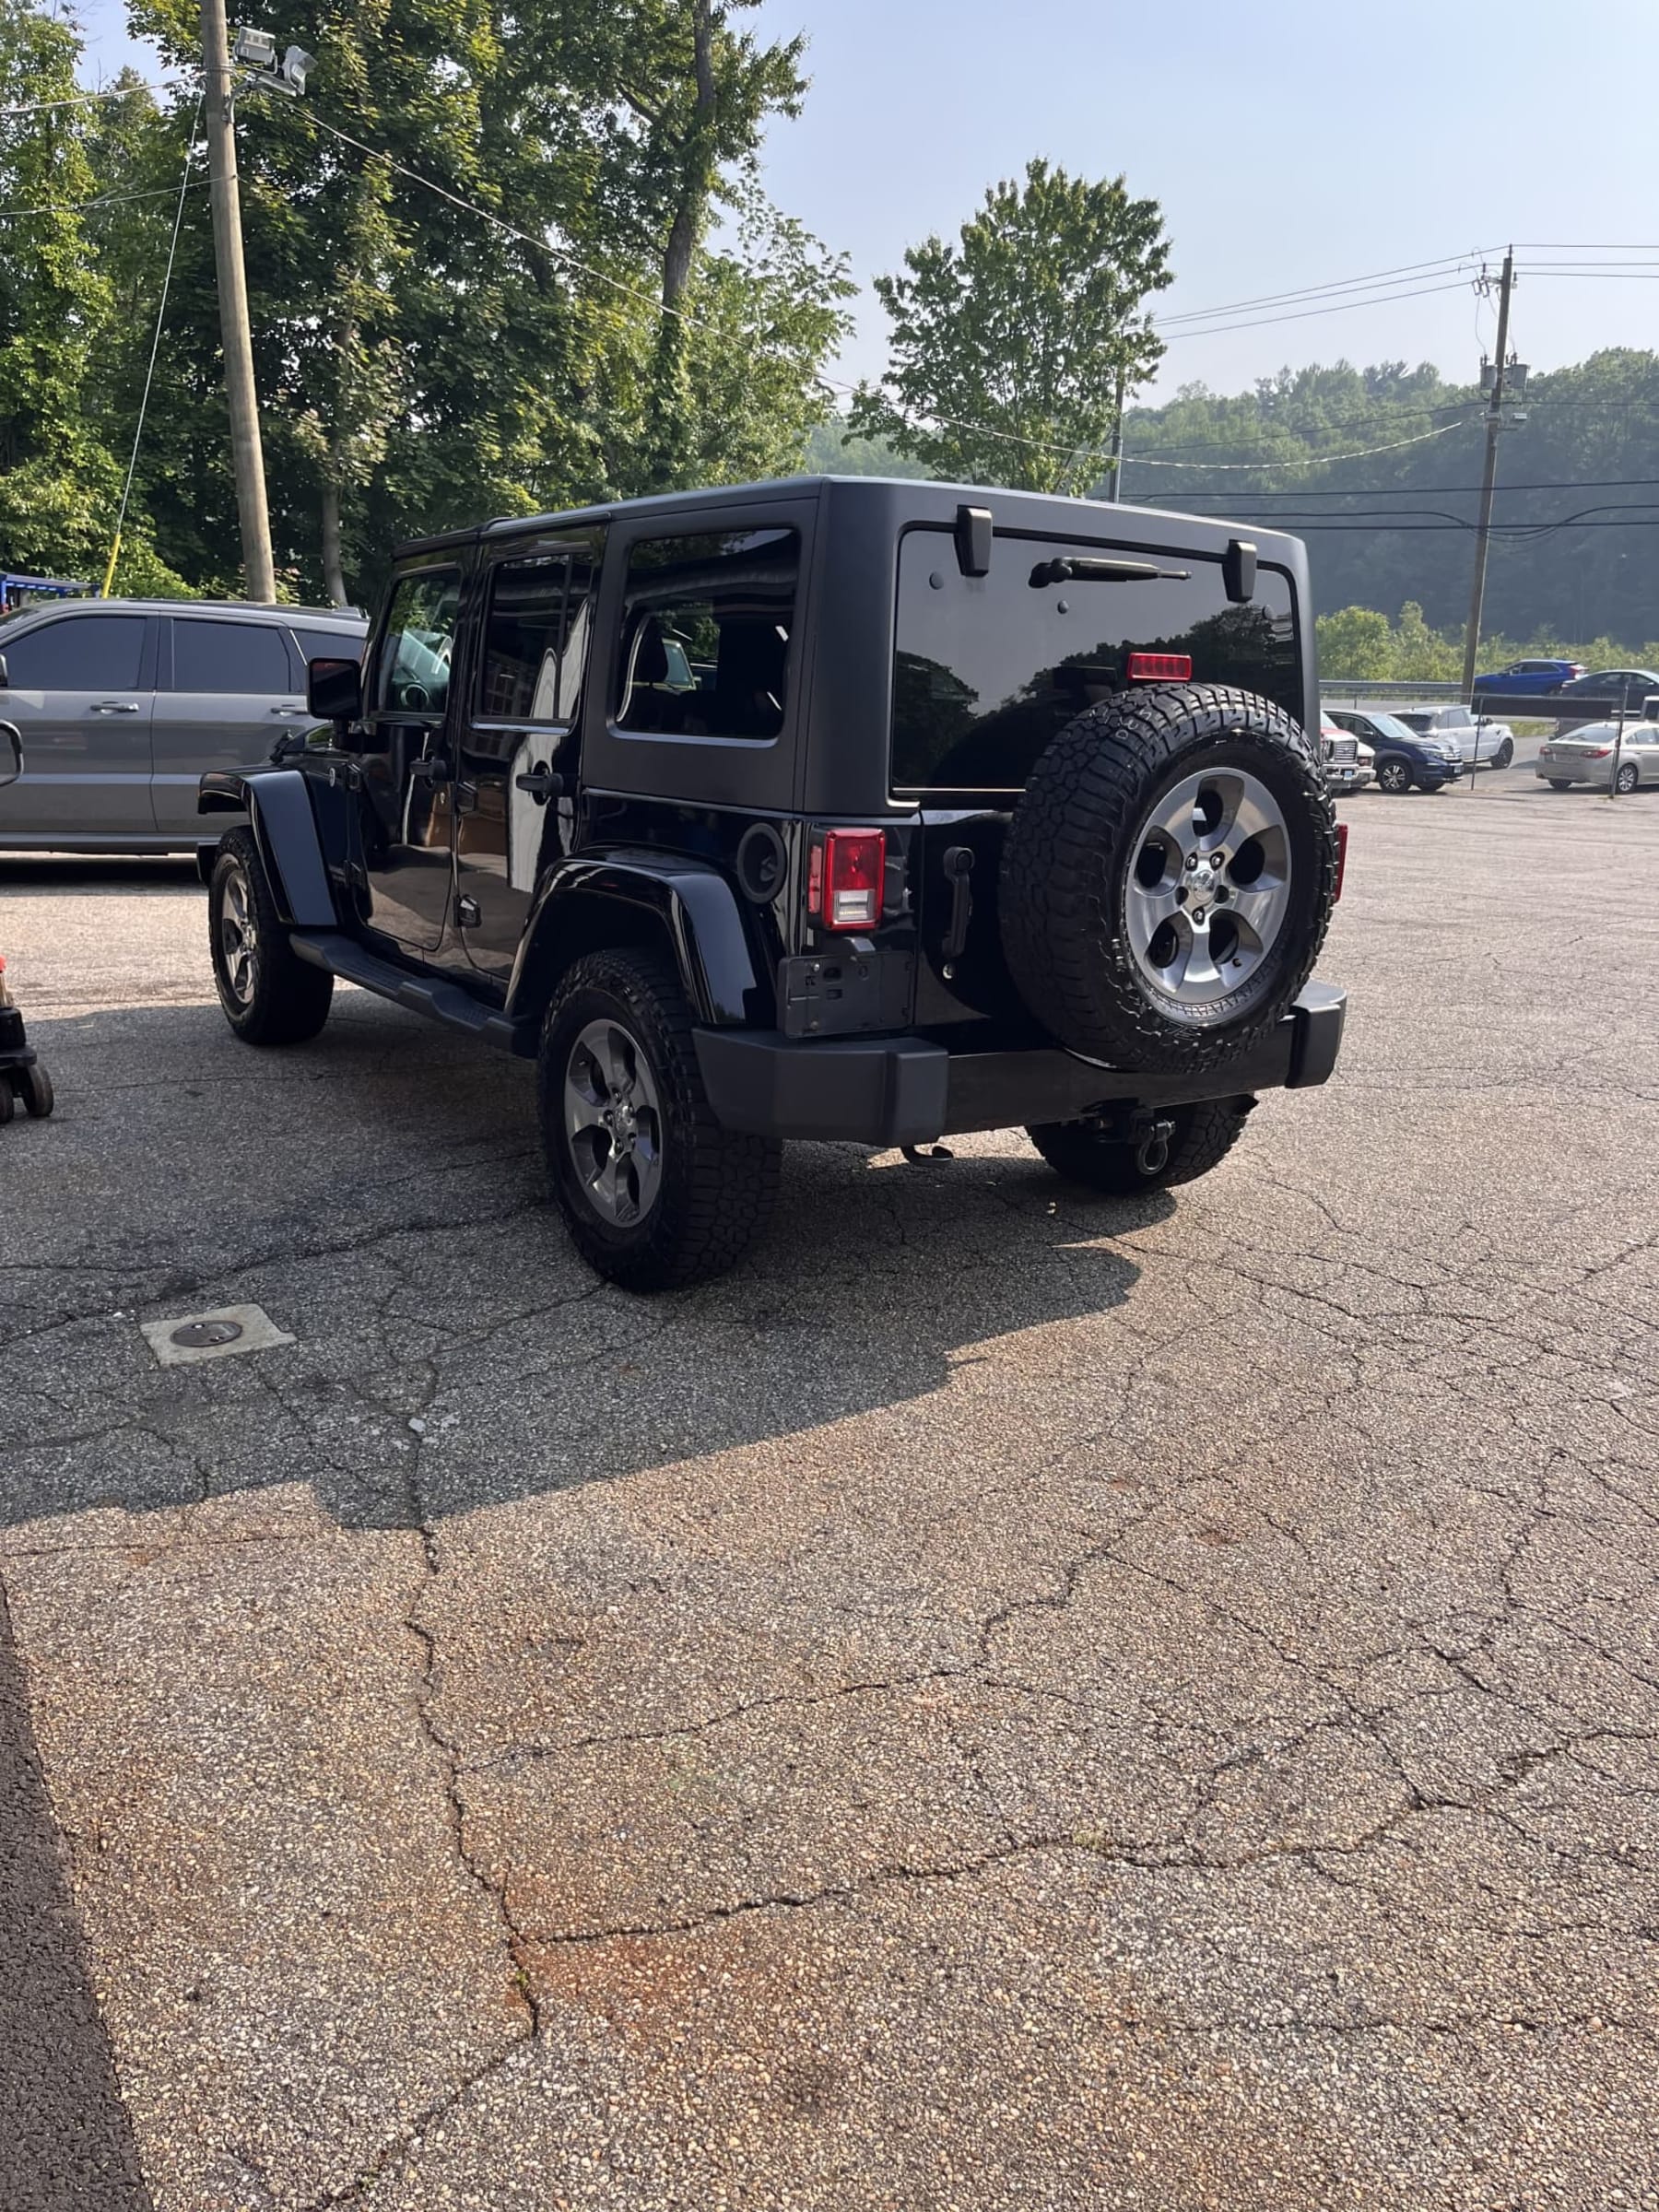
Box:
289, 932, 534, 1055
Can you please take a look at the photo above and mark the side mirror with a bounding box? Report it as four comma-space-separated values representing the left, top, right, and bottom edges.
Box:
0, 653, 10, 689
307, 655, 362, 723
0, 721, 23, 788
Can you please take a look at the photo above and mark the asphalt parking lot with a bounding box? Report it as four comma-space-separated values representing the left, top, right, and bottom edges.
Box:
3, 774, 1657, 2212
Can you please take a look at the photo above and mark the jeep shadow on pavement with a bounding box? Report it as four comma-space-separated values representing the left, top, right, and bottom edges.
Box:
199, 477, 1347, 1291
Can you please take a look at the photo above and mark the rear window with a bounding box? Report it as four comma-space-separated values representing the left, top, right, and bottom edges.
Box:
172, 618, 292, 695
891, 528, 1300, 794
615, 527, 796, 741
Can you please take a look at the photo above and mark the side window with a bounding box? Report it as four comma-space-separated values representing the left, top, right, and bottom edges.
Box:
172, 618, 292, 694
4, 614, 146, 689
615, 527, 798, 740
373, 569, 460, 717
294, 627, 364, 668
478, 533, 601, 726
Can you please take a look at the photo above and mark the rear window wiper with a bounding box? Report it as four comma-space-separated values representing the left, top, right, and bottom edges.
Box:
1029, 556, 1191, 588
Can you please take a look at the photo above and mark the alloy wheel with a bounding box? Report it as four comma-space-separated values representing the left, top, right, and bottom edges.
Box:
1123, 767, 1293, 1007
563, 1018, 665, 1226
218, 863, 259, 1006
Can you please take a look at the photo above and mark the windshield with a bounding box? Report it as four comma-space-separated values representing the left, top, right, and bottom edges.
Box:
1367, 713, 1422, 743
891, 526, 1300, 793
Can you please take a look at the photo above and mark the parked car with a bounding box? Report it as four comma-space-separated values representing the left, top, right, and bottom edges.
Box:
1325, 705, 1462, 793
0, 596, 367, 856
1472, 656, 1584, 698
1536, 721, 1659, 792
1321, 712, 1373, 793
195, 477, 1348, 1289
1394, 702, 1514, 767
1553, 667, 1659, 720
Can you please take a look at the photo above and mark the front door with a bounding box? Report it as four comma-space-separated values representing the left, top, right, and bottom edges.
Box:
0, 609, 156, 844
354, 566, 462, 956
150, 612, 303, 839
453, 528, 602, 981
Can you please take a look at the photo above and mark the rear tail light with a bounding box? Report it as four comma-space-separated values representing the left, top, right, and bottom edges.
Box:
1126, 652, 1193, 684
809, 829, 887, 930
1334, 820, 1348, 902
1589, 746, 1613, 759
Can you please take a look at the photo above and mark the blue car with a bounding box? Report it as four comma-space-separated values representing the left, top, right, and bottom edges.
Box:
1472, 657, 1585, 697
1325, 706, 1463, 794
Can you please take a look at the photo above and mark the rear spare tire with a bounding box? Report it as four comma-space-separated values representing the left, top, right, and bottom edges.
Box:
999, 684, 1336, 1074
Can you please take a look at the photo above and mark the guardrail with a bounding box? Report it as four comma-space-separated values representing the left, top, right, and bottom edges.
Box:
1320, 677, 1463, 700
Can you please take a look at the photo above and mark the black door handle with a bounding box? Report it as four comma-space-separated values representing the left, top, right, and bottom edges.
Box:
514, 763, 563, 804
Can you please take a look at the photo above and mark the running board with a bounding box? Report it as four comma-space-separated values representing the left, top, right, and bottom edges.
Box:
289, 932, 533, 1054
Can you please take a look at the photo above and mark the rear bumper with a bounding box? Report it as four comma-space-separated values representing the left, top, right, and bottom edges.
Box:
1535, 759, 1610, 785
694, 982, 1347, 1147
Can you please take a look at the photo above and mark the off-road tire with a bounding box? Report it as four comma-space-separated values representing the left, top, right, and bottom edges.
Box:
539, 948, 780, 1292
999, 684, 1336, 1076
209, 830, 335, 1046
1028, 1098, 1253, 1194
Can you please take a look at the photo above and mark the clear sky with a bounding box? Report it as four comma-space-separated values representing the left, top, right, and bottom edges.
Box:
71, 0, 1659, 403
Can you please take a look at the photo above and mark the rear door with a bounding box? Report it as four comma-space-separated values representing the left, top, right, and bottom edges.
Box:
0, 609, 156, 843
453, 527, 603, 981
890, 524, 1303, 1029
151, 614, 303, 839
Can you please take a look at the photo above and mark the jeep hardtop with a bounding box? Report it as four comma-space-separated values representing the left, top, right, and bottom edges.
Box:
201, 475, 1347, 1289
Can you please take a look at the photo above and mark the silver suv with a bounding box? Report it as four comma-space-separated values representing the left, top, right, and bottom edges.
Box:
0, 597, 366, 855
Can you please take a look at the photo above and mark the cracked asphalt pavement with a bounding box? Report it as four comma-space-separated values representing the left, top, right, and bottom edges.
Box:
2, 780, 1656, 2211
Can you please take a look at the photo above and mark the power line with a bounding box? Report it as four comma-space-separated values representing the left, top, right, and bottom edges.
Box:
1160, 279, 1479, 343
1155, 253, 1491, 328
0, 79, 182, 119
0, 178, 210, 218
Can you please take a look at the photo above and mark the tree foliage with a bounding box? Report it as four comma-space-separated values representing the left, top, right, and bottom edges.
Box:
0, 0, 851, 605
849, 158, 1171, 494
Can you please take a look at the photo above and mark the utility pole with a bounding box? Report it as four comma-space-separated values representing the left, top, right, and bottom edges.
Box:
200, 0, 276, 602
1106, 363, 1127, 502
1460, 247, 1514, 700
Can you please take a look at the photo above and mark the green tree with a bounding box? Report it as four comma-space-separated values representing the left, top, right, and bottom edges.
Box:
849, 158, 1172, 493
1315, 606, 1394, 679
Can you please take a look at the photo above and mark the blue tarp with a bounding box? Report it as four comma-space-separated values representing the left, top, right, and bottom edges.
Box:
0, 575, 93, 612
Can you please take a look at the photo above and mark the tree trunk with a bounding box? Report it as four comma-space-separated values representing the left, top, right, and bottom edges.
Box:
662, 0, 716, 311
320, 478, 347, 607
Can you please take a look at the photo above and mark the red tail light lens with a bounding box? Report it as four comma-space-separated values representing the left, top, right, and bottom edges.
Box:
1589, 746, 1613, 759
1334, 820, 1348, 902
812, 830, 887, 930
1126, 652, 1193, 684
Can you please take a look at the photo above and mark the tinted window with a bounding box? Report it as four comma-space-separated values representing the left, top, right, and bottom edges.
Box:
892, 529, 1300, 792
375, 570, 460, 716
479, 534, 601, 724
172, 618, 292, 694
5, 614, 145, 690
294, 627, 363, 667
615, 528, 797, 740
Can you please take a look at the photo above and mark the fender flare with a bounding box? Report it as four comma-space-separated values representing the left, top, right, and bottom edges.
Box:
197, 769, 336, 927
508, 853, 761, 1028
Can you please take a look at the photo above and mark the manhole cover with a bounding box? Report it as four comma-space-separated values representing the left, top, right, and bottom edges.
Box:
170, 1319, 243, 1350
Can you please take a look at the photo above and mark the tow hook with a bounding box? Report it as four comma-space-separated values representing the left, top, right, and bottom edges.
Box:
1134, 1116, 1175, 1176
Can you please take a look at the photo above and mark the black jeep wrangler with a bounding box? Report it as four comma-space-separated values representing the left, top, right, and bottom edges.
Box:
200, 477, 1346, 1290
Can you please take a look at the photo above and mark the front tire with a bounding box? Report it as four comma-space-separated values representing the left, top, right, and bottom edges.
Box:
1494, 737, 1514, 769
1376, 758, 1412, 795
1028, 1098, 1253, 1194
539, 948, 780, 1291
1547, 779, 1573, 791
19, 1060, 53, 1118
208, 830, 334, 1046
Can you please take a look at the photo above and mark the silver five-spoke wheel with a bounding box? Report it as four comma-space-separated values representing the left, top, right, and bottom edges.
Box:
564, 1018, 664, 1227
218, 861, 259, 1006
1124, 767, 1292, 1006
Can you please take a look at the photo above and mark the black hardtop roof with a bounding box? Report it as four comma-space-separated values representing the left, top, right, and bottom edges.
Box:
392, 476, 1305, 565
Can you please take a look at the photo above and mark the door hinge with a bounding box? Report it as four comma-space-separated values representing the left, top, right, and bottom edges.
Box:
457, 895, 481, 929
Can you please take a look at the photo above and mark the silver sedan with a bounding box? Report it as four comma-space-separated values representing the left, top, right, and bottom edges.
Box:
1536, 721, 1659, 793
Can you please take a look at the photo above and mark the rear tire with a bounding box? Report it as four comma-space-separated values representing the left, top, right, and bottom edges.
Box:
1547, 779, 1573, 791
1616, 763, 1639, 794
1028, 1098, 1253, 1194
209, 830, 334, 1046
539, 948, 780, 1291
1494, 737, 1514, 769
0, 1082, 13, 1127
19, 1060, 53, 1118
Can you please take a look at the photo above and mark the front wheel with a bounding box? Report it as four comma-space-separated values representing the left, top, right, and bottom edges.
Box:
1028, 1098, 1253, 1195
19, 1060, 53, 1118
1494, 737, 1514, 769
539, 948, 780, 1291
1375, 758, 1412, 794
208, 830, 334, 1046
